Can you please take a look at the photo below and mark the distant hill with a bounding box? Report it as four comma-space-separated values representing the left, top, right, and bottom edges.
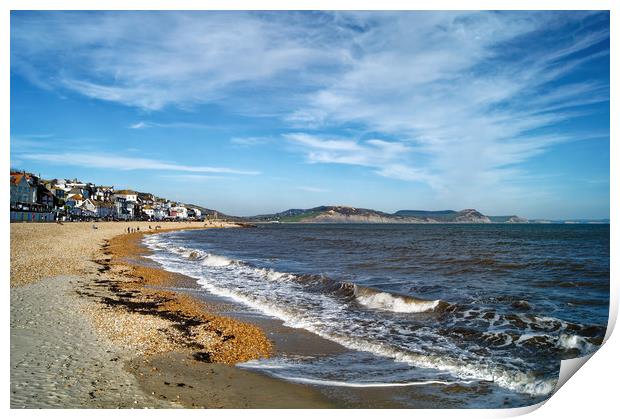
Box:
393, 210, 457, 221
488, 215, 529, 223
185, 205, 607, 224
248, 206, 524, 224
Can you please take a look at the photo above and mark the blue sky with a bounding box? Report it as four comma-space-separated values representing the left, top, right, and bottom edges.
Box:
10, 11, 609, 218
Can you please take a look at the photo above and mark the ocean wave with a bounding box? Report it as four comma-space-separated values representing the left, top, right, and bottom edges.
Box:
141, 236, 573, 396
161, 238, 445, 314
242, 371, 469, 388
190, 273, 557, 396
352, 284, 441, 313
557, 334, 595, 352
146, 239, 233, 267
320, 335, 558, 396
200, 253, 234, 267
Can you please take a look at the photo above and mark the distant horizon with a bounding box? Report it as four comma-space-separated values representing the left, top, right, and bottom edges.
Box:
10, 11, 610, 220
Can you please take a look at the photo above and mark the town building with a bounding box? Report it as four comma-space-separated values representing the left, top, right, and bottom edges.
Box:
114, 197, 135, 220
10, 171, 204, 222
36, 184, 55, 209
10, 172, 36, 207
169, 206, 188, 219
93, 186, 114, 202
142, 205, 155, 219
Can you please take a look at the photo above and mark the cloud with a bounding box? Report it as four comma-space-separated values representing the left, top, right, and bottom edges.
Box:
284, 12, 609, 202
285, 133, 435, 184
11, 11, 609, 209
129, 122, 147, 129
230, 136, 272, 147
129, 121, 213, 129
10, 135, 103, 152
10, 137, 51, 151
159, 174, 227, 181
12, 133, 54, 139
11, 11, 345, 111
297, 186, 328, 193
19, 152, 260, 175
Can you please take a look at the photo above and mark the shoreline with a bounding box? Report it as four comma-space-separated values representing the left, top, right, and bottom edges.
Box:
123, 227, 466, 408
10, 221, 334, 408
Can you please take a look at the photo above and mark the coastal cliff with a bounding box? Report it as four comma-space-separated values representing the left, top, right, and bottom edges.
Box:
250, 206, 521, 224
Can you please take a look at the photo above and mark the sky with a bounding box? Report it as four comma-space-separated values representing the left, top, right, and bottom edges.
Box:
10, 11, 610, 218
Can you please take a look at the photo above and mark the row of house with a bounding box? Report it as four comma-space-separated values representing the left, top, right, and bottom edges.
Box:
10, 171, 204, 222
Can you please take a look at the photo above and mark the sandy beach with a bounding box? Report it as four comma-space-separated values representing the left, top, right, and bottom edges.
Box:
10, 221, 333, 408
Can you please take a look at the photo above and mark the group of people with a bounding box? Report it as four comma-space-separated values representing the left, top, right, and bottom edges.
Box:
125, 225, 162, 233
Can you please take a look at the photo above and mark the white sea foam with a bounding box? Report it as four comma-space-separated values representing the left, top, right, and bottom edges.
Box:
242, 371, 469, 388
254, 267, 291, 282
354, 286, 440, 313
200, 253, 233, 267
193, 272, 556, 396
142, 237, 559, 397
558, 334, 593, 351
309, 332, 557, 396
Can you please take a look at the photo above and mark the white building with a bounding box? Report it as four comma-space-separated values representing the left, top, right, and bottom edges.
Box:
113, 190, 138, 202
153, 208, 168, 220
77, 198, 98, 218
142, 205, 155, 219
169, 206, 188, 219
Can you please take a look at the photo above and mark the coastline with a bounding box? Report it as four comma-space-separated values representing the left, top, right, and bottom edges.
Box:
10, 221, 333, 408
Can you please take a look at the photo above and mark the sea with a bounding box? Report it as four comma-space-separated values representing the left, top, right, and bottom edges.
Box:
142, 223, 609, 408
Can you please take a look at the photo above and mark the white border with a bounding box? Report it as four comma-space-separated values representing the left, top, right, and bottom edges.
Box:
2, 1, 615, 419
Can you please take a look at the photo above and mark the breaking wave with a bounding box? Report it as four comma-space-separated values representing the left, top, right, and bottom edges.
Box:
353, 284, 441, 313
200, 253, 234, 267
141, 233, 604, 398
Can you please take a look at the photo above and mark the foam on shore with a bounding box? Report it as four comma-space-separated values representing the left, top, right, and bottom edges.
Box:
142, 234, 565, 396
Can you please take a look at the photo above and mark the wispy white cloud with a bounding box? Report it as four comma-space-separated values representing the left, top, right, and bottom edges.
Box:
297, 186, 328, 193
12, 11, 345, 111
12, 133, 54, 139
159, 174, 227, 181
19, 152, 260, 175
129, 122, 147, 129
230, 136, 272, 147
285, 133, 435, 184
129, 121, 213, 129
284, 12, 609, 204
10, 135, 102, 152
10, 137, 50, 151
11, 11, 609, 210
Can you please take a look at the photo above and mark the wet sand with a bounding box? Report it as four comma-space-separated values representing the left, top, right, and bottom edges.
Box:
127, 352, 333, 408
10, 221, 334, 408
